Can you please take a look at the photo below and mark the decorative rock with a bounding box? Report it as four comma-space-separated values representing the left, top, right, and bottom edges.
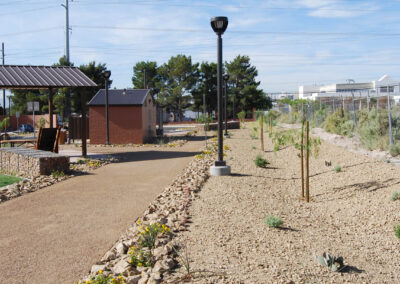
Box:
101, 250, 116, 262
90, 264, 106, 275
112, 258, 131, 275
126, 275, 141, 284
116, 242, 128, 255
138, 272, 149, 284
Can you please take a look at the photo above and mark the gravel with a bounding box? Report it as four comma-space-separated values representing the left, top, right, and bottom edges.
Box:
166, 125, 400, 283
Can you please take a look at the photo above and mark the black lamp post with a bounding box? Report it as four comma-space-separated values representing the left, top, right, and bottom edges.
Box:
210, 16, 228, 167
104, 70, 111, 145
223, 73, 230, 136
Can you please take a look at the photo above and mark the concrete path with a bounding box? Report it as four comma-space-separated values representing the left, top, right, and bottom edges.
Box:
0, 140, 203, 284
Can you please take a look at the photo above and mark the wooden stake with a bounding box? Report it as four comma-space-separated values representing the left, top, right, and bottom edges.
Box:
260, 113, 264, 151
301, 121, 304, 198
305, 120, 310, 202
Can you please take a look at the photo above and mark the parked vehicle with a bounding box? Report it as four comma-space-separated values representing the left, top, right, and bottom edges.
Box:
19, 124, 34, 133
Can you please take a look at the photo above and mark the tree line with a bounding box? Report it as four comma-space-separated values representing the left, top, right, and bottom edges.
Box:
132, 54, 271, 120
11, 54, 271, 121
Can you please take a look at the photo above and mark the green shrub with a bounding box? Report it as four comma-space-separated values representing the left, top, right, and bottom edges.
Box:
357, 108, 390, 151
128, 246, 152, 268
389, 142, 400, 157
252, 146, 256, 150
254, 155, 269, 168
265, 215, 283, 228
394, 225, 400, 239
324, 109, 347, 135
340, 120, 354, 137
51, 170, 65, 178
333, 166, 342, 173
237, 110, 246, 123
391, 191, 399, 201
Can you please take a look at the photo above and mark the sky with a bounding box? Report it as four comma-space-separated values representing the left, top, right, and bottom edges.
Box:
2, 0, 400, 95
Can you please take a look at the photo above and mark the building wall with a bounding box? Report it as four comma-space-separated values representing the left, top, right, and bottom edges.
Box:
89, 106, 144, 144
141, 94, 157, 142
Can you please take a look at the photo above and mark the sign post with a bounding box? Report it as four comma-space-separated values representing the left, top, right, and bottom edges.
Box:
27, 101, 39, 138
15, 111, 20, 130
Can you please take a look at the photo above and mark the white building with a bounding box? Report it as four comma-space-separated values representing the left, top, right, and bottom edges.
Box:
299, 75, 400, 102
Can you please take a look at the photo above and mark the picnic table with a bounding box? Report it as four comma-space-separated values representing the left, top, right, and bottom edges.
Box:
0, 139, 36, 148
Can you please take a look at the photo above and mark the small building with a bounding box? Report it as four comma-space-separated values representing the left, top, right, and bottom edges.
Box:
88, 89, 156, 144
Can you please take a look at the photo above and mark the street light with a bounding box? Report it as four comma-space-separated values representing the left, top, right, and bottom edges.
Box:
104, 70, 111, 145
223, 73, 230, 136
210, 16, 230, 176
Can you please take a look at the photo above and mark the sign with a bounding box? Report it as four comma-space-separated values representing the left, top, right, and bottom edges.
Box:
15, 111, 20, 118
27, 101, 39, 112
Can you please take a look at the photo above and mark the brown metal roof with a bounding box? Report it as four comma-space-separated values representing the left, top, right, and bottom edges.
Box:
0, 65, 97, 89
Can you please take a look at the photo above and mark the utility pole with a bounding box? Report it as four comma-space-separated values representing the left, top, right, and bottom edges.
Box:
2, 42, 5, 116
61, 0, 71, 63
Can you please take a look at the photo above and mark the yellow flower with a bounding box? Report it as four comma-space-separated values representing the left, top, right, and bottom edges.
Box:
138, 226, 142, 231
137, 219, 141, 225
138, 262, 143, 267
145, 227, 149, 232
98, 270, 103, 274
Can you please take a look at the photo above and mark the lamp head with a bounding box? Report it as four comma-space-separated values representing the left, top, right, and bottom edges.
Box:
223, 73, 230, 81
210, 16, 228, 35
104, 70, 111, 79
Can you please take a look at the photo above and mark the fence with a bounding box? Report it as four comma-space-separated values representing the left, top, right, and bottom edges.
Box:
276, 93, 400, 152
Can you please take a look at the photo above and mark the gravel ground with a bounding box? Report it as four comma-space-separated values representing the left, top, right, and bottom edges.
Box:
167, 125, 400, 283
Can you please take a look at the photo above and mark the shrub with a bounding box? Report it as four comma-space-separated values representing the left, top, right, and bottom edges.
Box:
128, 246, 152, 268
391, 191, 399, 201
138, 222, 170, 249
51, 170, 65, 178
254, 155, 269, 168
83, 272, 125, 284
252, 146, 256, 150
237, 110, 246, 124
389, 142, 400, 157
265, 215, 283, 228
333, 166, 342, 173
394, 225, 400, 240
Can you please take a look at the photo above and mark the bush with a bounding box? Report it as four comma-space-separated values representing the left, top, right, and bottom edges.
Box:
51, 170, 65, 178
389, 142, 400, 157
391, 191, 399, 201
357, 108, 390, 150
265, 215, 283, 228
333, 166, 342, 173
237, 110, 246, 123
394, 225, 400, 240
254, 155, 269, 168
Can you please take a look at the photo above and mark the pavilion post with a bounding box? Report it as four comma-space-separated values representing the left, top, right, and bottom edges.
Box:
81, 89, 87, 157
49, 88, 54, 128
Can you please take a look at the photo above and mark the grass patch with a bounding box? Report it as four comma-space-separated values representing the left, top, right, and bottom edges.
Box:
395, 225, 400, 240
391, 191, 399, 201
0, 174, 21, 187
333, 165, 342, 173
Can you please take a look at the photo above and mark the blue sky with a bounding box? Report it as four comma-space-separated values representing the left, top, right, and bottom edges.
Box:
2, 0, 400, 94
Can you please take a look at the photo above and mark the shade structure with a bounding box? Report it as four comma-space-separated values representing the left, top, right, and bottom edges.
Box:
0, 65, 97, 89
0, 65, 97, 157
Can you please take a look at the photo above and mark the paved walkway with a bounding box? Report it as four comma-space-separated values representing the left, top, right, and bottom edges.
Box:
0, 140, 203, 284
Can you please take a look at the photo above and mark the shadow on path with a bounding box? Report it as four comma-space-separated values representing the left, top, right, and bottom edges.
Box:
112, 150, 201, 163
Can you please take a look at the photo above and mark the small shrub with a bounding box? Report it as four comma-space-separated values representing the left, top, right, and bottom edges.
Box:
391, 191, 400, 201
128, 246, 152, 268
254, 155, 269, 168
252, 146, 256, 150
314, 252, 345, 272
333, 165, 342, 173
250, 132, 258, 139
265, 215, 283, 228
138, 222, 170, 249
82, 271, 125, 284
237, 110, 246, 124
394, 225, 400, 240
389, 142, 400, 157
51, 170, 65, 178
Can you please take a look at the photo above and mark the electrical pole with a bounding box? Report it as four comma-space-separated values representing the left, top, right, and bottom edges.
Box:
61, 0, 70, 63
2, 42, 5, 116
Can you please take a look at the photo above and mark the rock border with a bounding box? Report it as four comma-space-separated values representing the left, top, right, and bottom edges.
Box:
78, 147, 215, 284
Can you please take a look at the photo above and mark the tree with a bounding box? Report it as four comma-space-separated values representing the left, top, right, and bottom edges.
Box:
157, 55, 199, 121
191, 61, 218, 117
132, 61, 160, 98
225, 55, 271, 117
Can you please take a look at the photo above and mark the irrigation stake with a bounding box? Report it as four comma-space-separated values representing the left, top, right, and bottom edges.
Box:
259, 112, 264, 151
301, 120, 305, 198
305, 120, 310, 203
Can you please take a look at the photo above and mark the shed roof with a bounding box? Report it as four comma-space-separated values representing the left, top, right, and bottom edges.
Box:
88, 89, 151, 106
0, 65, 97, 89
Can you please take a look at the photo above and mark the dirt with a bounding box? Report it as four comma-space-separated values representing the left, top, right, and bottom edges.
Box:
168, 125, 400, 283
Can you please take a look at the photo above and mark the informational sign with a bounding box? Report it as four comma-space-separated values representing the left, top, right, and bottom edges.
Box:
15, 111, 20, 118
27, 101, 39, 112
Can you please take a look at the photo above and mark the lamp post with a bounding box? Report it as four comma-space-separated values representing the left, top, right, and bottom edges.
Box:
104, 70, 111, 145
210, 16, 230, 176
223, 73, 230, 136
